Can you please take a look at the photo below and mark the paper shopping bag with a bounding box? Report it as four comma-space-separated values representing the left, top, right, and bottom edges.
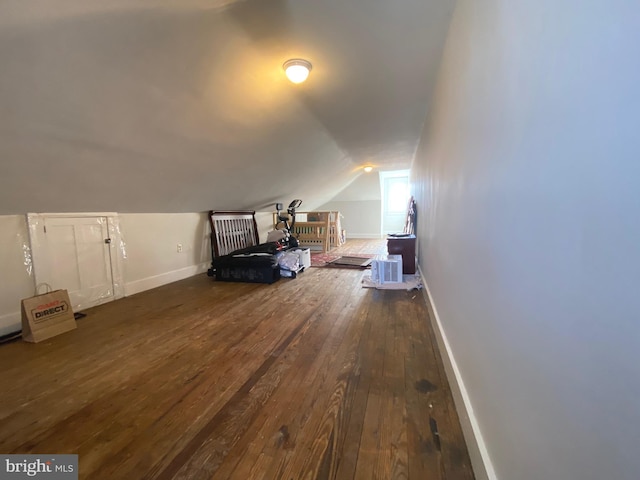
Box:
21, 289, 76, 343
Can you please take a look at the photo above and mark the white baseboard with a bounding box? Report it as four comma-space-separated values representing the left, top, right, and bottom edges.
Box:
417, 265, 498, 480
346, 233, 383, 239
124, 263, 209, 297
0, 311, 21, 337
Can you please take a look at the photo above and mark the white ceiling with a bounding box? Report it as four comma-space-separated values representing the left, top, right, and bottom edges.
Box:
0, 0, 455, 214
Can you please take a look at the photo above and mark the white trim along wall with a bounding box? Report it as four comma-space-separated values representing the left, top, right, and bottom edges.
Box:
418, 266, 497, 480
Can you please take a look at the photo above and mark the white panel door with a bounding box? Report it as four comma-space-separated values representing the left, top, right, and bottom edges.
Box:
33, 216, 115, 311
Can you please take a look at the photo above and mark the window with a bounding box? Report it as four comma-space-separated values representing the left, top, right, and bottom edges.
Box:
386, 177, 409, 213
379, 170, 410, 235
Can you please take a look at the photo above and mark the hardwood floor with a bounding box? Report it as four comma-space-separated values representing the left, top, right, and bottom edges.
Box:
0, 240, 475, 479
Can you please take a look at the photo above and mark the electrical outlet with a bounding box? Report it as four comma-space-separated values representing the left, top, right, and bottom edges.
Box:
177, 243, 183, 253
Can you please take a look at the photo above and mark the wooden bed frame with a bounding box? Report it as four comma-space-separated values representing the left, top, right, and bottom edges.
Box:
208, 210, 260, 259
207, 210, 281, 284
271, 210, 344, 253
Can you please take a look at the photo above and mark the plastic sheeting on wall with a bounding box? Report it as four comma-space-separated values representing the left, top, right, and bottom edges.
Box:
24, 213, 127, 312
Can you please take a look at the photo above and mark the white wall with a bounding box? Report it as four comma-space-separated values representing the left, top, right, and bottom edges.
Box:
318, 172, 382, 238
255, 212, 275, 242
119, 213, 211, 296
412, 1, 640, 480
0, 212, 215, 335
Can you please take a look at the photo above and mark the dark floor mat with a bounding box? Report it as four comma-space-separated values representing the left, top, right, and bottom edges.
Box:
325, 256, 373, 268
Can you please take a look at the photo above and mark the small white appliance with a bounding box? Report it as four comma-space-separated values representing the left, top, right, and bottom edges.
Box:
371, 255, 403, 284
292, 247, 311, 269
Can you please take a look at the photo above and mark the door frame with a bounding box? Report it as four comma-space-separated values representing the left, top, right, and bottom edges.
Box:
26, 212, 126, 309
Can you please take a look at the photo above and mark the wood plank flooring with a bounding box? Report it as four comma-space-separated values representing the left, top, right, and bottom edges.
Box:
0, 240, 475, 479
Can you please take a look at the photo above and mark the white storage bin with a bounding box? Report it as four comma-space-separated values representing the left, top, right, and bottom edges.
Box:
292, 247, 311, 269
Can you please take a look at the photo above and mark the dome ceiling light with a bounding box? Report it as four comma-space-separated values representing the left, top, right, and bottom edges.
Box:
283, 59, 312, 84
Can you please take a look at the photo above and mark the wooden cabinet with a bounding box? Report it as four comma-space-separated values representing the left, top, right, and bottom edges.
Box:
387, 234, 416, 274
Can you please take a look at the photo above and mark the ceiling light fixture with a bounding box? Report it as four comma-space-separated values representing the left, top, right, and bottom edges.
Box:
363, 165, 373, 173
283, 58, 312, 84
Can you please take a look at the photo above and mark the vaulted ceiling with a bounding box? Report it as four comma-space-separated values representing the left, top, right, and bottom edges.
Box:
0, 0, 454, 214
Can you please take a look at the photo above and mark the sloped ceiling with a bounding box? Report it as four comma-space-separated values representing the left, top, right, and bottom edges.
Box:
0, 0, 454, 214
